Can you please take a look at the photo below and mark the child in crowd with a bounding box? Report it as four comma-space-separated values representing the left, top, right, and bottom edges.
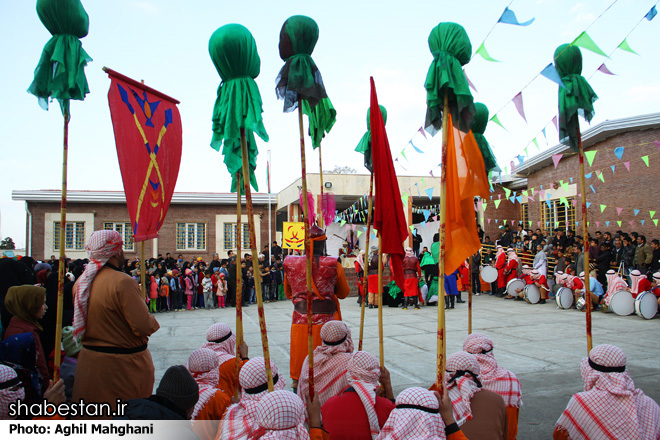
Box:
148, 273, 159, 313
247, 267, 256, 304
60, 326, 79, 402
217, 273, 227, 308
203, 270, 214, 310
158, 274, 170, 312
185, 268, 195, 310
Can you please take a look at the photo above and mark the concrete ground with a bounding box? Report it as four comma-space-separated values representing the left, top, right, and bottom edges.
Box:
148, 293, 660, 438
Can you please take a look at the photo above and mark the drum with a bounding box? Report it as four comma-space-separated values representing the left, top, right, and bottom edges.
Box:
576, 297, 586, 311
606, 290, 635, 316
506, 279, 526, 297
555, 287, 573, 309
634, 291, 658, 320
523, 284, 540, 304
480, 266, 498, 283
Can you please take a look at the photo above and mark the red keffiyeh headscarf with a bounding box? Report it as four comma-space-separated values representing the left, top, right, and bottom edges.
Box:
0, 365, 25, 420
219, 357, 285, 440
347, 351, 382, 439
187, 348, 220, 420
445, 352, 483, 426
463, 333, 522, 408
72, 230, 123, 342
201, 322, 236, 365
604, 270, 629, 306
507, 249, 518, 263
255, 390, 310, 440
495, 246, 504, 259
555, 344, 660, 440
629, 270, 645, 296
376, 387, 446, 440
298, 321, 354, 406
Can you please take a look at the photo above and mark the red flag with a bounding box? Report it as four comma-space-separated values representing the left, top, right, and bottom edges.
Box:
370, 77, 407, 290
106, 68, 182, 241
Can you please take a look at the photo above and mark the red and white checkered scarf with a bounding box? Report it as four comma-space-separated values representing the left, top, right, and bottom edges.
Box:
376, 387, 446, 440
187, 348, 220, 420
0, 365, 25, 420
507, 250, 519, 263
219, 357, 285, 440
347, 351, 382, 439
463, 333, 522, 408
445, 352, 482, 426
72, 230, 123, 342
254, 390, 310, 440
556, 344, 660, 440
555, 271, 566, 285
630, 271, 645, 296
298, 321, 354, 406
201, 322, 236, 366
604, 271, 629, 306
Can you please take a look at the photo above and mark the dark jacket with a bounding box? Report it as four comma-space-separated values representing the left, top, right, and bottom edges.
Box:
116, 395, 187, 420
4, 317, 49, 382
622, 245, 636, 268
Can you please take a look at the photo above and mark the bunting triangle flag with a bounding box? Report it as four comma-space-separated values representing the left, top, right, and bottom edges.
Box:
423, 209, 431, 221
570, 177, 574, 183
425, 187, 434, 200
629, 220, 634, 227
618, 38, 639, 55
617, 207, 623, 216
605, 221, 609, 227
585, 150, 597, 167
512, 92, 527, 122
597, 171, 605, 183
357, 230, 363, 238
655, 219, 659, 227
533, 138, 540, 150
418, 126, 428, 140
624, 161, 630, 171
634, 209, 640, 216
504, 187, 511, 198
646, 5, 657, 21
642, 155, 649, 167
572, 31, 607, 57
542, 127, 547, 142
610, 165, 616, 174
494, 199, 502, 209
651, 211, 656, 219
597, 63, 615, 75
586, 202, 591, 208
409, 140, 424, 154
528, 221, 532, 227
595, 221, 601, 228
498, 6, 535, 26
617, 221, 622, 227
540, 63, 567, 89
464, 69, 478, 93
590, 185, 596, 193
475, 42, 500, 62
490, 114, 507, 131
552, 153, 563, 169
585, 172, 592, 179
401, 150, 408, 161
641, 220, 645, 225
552, 115, 559, 133
614, 146, 624, 160
510, 196, 516, 203
517, 155, 525, 166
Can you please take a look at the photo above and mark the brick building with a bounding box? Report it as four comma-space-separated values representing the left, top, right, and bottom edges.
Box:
12, 190, 276, 262
482, 112, 660, 241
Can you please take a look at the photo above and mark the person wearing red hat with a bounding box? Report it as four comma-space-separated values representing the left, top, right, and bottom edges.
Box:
283, 224, 350, 392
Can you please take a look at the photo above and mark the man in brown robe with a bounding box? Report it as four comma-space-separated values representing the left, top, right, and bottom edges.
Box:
71, 230, 159, 417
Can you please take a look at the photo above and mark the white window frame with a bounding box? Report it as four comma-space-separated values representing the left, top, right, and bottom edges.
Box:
103, 222, 135, 251
223, 223, 250, 251
176, 222, 206, 251
53, 221, 86, 251
215, 214, 261, 257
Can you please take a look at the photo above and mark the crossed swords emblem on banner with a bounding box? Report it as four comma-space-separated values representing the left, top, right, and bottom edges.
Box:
117, 83, 173, 234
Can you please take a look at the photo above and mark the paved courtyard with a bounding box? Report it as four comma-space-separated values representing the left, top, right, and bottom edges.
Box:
148, 293, 660, 438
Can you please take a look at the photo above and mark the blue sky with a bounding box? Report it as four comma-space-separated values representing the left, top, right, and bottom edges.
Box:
1, 0, 658, 248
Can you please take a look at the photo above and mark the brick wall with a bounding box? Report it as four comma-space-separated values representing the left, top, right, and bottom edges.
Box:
526, 127, 659, 240
483, 186, 522, 241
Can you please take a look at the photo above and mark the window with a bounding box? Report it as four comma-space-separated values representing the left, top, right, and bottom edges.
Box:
541, 197, 576, 231
53, 222, 85, 251
176, 223, 206, 251
520, 203, 529, 228
224, 223, 250, 250
104, 222, 135, 251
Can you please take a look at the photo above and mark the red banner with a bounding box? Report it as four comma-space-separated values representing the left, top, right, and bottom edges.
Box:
105, 68, 182, 241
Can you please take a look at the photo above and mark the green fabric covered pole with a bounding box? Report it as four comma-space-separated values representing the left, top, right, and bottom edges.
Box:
472, 103, 501, 173
355, 105, 387, 172
209, 24, 269, 193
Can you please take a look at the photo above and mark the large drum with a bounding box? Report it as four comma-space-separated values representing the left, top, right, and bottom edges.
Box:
506, 279, 526, 297
634, 291, 658, 320
603, 290, 634, 316
480, 266, 498, 283
555, 287, 573, 309
523, 284, 540, 304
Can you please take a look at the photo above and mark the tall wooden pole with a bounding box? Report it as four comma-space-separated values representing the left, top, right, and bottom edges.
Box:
577, 129, 593, 354
318, 145, 324, 228
468, 259, 473, 335
358, 173, 374, 351
240, 127, 274, 391
436, 90, 449, 388
298, 102, 315, 400
140, 242, 146, 298
53, 107, 70, 381
234, 172, 243, 399
377, 234, 384, 367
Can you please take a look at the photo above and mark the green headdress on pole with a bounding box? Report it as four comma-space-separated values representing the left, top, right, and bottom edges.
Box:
27, 0, 92, 115
424, 22, 475, 134
276, 15, 336, 148
471, 103, 500, 173
209, 24, 269, 194
355, 105, 387, 172
553, 44, 598, 152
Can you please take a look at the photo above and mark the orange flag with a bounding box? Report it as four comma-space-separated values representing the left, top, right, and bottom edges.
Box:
444, 114, 489, 274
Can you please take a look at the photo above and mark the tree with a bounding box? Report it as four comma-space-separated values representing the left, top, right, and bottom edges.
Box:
323, 165, 358, 174
0, 237, 16, 250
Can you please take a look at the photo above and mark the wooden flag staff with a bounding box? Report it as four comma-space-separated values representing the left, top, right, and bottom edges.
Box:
53, 109, 70, 382
318, 145, 324, 228
298, 101, 316, 400
577, 129, 593, 354
239, 127, 274, 392
377, 234, 384, 367
234, 171, 244, 399
468, 262, 473, 335
436, 90, 449, 388
358, 172, 374, 351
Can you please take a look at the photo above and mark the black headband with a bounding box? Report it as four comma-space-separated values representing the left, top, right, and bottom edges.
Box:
244, 373, 279, 394
589, 358, 625, 373
396, 403, 439, 414
480, 347, 493, 355
447, 370, 483, 389
211, 331, 233, 344
323, 334, 348, 346
0, 376, 22, 390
